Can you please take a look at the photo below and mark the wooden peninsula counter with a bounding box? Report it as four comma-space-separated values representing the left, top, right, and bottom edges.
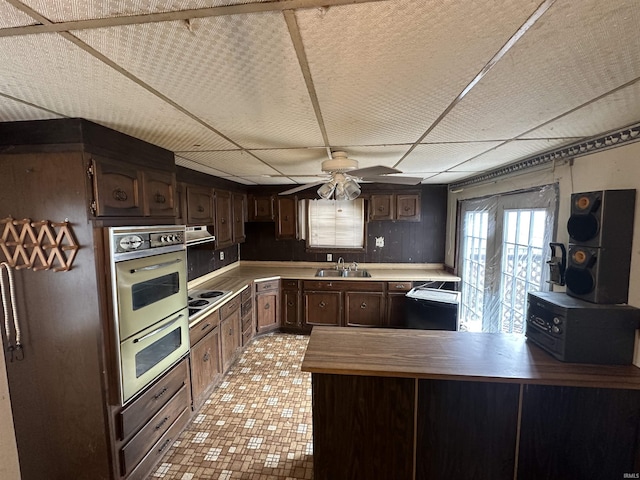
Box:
301, 327, 640, 480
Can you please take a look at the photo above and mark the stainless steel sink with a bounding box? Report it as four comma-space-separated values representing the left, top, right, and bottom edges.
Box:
315, 269, 371, 278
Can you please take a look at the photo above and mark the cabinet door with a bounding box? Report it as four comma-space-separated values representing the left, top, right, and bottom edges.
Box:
215, 190, 233, 248
345, 291, 385, 327
304, 291, 342, 326
256, 291, 279, 333
91, 156, 143, 216
175, 182, 187, 225
186, 185, 214, 225
369, 194, 394, 220
190, 327, 221, 409
232, 192, 246, 244
143, 170, 176, 217
276, 197, 297, 240
387, 282, 412, 327
282, 289, 301, 329
248, 195, 274, 222
396, 194, 421, 221
220, 310, 241, 372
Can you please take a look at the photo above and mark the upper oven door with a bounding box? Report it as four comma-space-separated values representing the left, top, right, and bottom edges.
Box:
115, 250, 187, 340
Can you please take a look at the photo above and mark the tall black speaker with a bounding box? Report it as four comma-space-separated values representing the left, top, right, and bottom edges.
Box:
565, 189, 635, 304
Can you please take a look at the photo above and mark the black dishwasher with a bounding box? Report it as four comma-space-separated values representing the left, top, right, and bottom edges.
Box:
403, 287, 460, 331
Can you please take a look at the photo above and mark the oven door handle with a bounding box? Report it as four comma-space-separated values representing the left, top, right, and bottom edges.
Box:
130, 258, 182, 274
133, 314, 184, 343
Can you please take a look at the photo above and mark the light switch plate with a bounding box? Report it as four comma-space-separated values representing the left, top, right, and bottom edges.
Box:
220, 251, 224, 260
375, 237, 384, 247
326, 253, 332, 261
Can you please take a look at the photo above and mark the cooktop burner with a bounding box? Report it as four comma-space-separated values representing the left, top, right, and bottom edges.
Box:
187, 289, 233, 321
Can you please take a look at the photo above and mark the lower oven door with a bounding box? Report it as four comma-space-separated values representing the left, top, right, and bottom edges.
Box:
120, 308, 189, 404
115, 250, 187, 340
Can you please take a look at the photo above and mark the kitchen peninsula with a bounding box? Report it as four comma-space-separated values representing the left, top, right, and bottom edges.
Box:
301, 327, 640, 480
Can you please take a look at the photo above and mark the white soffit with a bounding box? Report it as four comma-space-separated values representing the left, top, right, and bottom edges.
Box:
295, 0, 542, 146
0, 95, 63, 121
75, 14, 325, 149
0, 32, 236, 151
522, 80, 640, 139
248, 148, 329, 176
0, 1, 38, 28
178, 150, 282, 176
424, 0, 640, 143
399, 142, 503, 173
449, 138, 577, 172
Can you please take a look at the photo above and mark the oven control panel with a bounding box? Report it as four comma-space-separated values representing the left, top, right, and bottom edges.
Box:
110, 226, 185, 257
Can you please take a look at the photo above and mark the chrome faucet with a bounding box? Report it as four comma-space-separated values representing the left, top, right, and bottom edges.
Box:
337, 257, 345, 270
350, 261, 358, 271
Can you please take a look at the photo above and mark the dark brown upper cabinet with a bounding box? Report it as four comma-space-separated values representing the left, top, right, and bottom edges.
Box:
215, 189, 233, 248
186, 185, 214, 225
248, 194, 275, 222
90, 156, 144, 217
369, 194, 394, 221
276, 197, 297, 240
143, 169, 176, 217
369, 193, 421, 222
232, 192, 247, 244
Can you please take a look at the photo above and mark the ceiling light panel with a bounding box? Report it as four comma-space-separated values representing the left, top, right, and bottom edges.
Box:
18, 0, 261, 23
177, 150, 282, 176
0, 32, 237, 151
248, 148, 329, 175
295, 0, 541, 146
399, 142, 503, 173
0, 0, 39, 28
74, 13, 325, 149
424, 0, 640, 143
522, 80, 640, 140
449, 138, 576, 172
0, 95, 63, 121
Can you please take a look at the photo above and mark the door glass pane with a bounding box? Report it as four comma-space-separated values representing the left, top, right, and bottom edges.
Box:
135, 326, 182, 378
459, 211, 488, 332
131, 272, 179, 310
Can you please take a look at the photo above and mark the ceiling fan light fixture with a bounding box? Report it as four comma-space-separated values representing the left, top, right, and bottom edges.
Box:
343, 178, 361, 200
317, 180, 336, 199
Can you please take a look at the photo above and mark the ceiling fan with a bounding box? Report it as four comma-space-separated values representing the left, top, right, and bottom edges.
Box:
278, 151, 423, 199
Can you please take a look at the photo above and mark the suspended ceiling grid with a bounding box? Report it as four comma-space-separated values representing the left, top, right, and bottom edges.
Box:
0, 0, 639, 187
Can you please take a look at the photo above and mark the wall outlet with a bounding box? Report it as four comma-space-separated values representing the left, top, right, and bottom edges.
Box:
326, 253, 332, 261
375, 237, 384, 248
219, 251, 224, 260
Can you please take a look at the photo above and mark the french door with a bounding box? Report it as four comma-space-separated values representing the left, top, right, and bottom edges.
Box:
458, 186, 557, 333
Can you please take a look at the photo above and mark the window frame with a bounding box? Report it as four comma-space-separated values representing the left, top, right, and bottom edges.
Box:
305, 198, 367, 252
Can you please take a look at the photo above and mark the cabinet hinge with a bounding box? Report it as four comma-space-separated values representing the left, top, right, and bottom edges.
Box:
89, 200, 97, 215
86, 163, 94, 178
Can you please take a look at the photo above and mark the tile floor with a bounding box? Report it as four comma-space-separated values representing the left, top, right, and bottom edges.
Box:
149, 333, 313, 480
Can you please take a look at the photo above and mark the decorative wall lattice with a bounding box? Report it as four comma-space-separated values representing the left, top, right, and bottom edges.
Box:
0, 216, 79, 271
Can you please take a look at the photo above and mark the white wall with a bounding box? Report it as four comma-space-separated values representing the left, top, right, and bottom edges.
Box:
446, 140, 640, 366
0, 349, 20, 479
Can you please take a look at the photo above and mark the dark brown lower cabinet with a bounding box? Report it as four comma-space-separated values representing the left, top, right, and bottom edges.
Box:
304, 291, 342, 326
312, 374, 415, 480
311, 373, 640, 480
190, 327, 222, 410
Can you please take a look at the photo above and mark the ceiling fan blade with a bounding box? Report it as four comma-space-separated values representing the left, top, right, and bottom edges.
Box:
349, 165, 402, 177
279, 181, 325, 195
360, 175, 423, 185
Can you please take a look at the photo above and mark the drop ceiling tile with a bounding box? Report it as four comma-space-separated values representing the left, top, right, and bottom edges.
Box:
333, 145, 411, 169
0, 95, 63, 121
449, 138, 576, 172
425, 0, 640, 143
19, 0, 271, 23
178, 150, 282, 176
399, 142, 503, 173
175, 155, 231, 177
295, 0, 542, 146
248, 148, 329, 176
522, 80, 640, 139
422, 172, 474, 184
0, 0, 39, 28
74, 14, 324, 148
0, 32, 236, 151
240, 176, 297, 185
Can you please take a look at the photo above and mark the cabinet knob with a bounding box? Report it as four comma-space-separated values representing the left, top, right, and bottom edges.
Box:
319, 301, 326, 308
378, 206, 384, 211
152, 387, 168, 400
221, 218, 226, 224
112, 188, 128, 202
264, 303, 270, 310
288, 301, 294, 307
203, 352, 210, 362
158, 438, 172, 454
154, 193, 166, 204
404, 206, 410, 211
197, 205, 204, 212
154, 416, 170, 431
360, 302, 367, 309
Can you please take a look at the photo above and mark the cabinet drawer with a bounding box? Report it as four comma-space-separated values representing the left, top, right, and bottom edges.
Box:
303, 280, 342, 291
189, 310, 219, 346
241, 285, 253, 303
241, 298, 252, 317
125, 407, 190, 480
256, 280, 279, 292
120, 385, 189, 476
219, 294, 240, 319
388, 282, 413, 292
119, 358, 189, 440
242, 312, 253, 331
282, 279, 300, 289
341, 281, 385, 292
